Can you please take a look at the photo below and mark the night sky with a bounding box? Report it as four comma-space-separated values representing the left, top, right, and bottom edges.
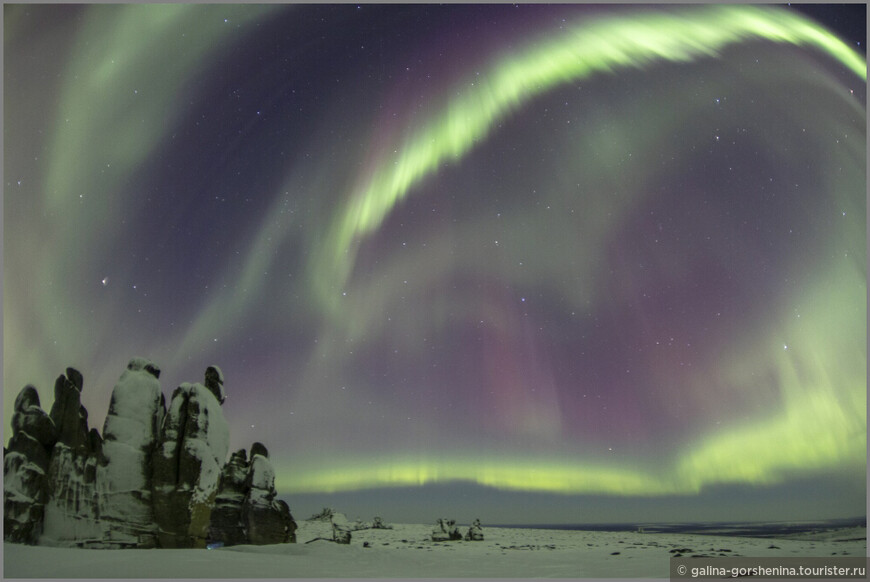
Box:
4, 4, 866, 525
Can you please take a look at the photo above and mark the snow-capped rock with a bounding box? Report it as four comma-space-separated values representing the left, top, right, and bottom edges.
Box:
207, 445, 297, 546
208, 448, 250, 546
41, 442, 105, 547
12, 386, 57, 452
432, 518, 462, 541
372, 516, 394, 529
242, 444, 297, 544
152, 369, 229, 548
465, 518, 484, 541
308, 506, 337, 521
331, 512, 352, 544
98, 358, 165, 548
4, 385, 57, 544
4, 452, 45, 544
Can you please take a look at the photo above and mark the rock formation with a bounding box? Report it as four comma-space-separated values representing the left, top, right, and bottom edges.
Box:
208, 448, 250, 546
331, 512, 352, 544
204, 365, 226, 404
98, 358, 165, 548
465, 518, 484, 541
431, 518, 462, 541
241, 443, 297, 545
49, 368, 88, 449
4, 360, 297, 550
371, 516, 393, 529
152, 369, 229, 548
42, 369, 105, 547
206, 444, 297, 546
308, 507, 337, 521
3, 385, 57, 544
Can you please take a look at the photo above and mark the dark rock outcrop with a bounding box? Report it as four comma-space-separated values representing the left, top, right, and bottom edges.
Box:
308, 507, 336, 522
207, 444, 298, 546
331, 512, 352, 544
372, 516, 393, 530
41, 369, 105, 547
432, 518, 462, 541
3, 386, 57, 544
204, 365, 226, 404
50, 369, 90, 451
12, 386, 57, 453
208, 448, 250, 546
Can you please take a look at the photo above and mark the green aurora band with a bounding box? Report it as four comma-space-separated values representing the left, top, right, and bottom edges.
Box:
312, 4, 866, 310
278, 252, 866, 496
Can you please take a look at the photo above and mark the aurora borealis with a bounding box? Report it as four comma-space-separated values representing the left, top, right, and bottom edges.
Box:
4, 4, 866, 523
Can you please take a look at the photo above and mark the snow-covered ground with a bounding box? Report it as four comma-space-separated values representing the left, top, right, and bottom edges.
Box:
4, 522, 865, 578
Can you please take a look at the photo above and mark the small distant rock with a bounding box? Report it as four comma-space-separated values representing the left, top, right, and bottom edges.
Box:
465, 518, 484, 541
308, 507, 336, 521
432, 518, 462, 541
372, 516, 393, 529
331, 512, 352, 544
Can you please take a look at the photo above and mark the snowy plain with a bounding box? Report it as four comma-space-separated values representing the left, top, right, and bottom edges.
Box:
4, 521, 865, 578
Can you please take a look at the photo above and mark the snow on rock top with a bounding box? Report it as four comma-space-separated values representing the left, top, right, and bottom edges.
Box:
248, 454, 276, 498
11, 385, 56, 451
125, 357, 161, 379
103, 359, 165, 450
4, 383, 57, 544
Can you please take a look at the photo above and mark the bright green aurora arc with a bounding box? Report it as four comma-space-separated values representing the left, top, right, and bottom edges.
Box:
4, 3, 866, 522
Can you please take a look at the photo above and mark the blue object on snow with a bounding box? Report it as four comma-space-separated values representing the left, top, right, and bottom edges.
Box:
206, 541, 224, 550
